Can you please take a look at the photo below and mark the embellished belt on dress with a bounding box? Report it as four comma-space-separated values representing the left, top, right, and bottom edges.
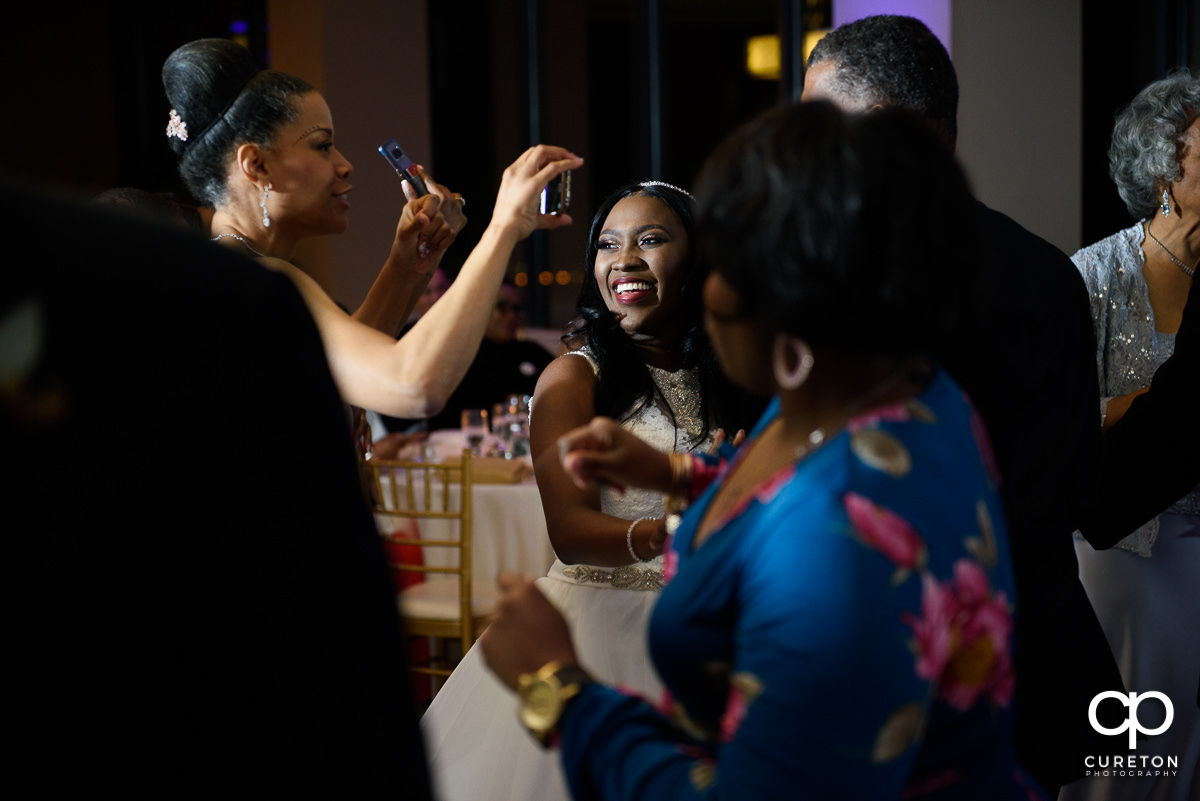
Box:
559, 564, 664, 591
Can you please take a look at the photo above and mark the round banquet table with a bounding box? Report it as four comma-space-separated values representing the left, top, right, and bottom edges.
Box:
372, 430, 555, 582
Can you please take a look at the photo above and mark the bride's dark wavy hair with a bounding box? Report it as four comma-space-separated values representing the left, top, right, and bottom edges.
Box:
563, 181, 757, 449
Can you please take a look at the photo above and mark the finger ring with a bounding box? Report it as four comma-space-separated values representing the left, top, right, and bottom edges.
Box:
456, 195, 466, 207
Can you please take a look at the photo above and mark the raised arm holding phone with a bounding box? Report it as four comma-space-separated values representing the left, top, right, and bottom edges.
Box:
163, 38, 582, 418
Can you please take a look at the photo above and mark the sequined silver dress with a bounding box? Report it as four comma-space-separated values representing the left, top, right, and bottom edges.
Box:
1071, 221, 1200, 555
420, 348, 714, 801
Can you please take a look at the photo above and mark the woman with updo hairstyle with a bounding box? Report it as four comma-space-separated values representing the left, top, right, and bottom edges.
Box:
1060, 68, 1200, 801
162, 38, 582, 419
163, 40, 315, 211
419, 179, 759, 801
479, 102, 1049, 800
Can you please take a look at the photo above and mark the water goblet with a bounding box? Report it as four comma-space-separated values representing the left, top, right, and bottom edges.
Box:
492, 403, 514, 457
461, 408, 489, 456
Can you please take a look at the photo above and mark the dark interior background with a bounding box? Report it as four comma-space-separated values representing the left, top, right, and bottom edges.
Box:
3, 1, 1196, 322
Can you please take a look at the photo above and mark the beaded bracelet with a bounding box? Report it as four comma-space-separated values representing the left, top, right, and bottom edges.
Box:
626, 516, 655, 563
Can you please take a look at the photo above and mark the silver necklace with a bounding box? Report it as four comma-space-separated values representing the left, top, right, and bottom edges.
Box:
793, 427, 827, 459
211, 232, 266, 258
1145, 224, 1197, 278
792, 360, 924, 459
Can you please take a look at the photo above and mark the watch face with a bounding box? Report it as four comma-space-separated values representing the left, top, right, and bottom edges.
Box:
520, 679, 561, 735
525, 682, 558, 718
530, 681, 556, 714
518, 665, 589, 742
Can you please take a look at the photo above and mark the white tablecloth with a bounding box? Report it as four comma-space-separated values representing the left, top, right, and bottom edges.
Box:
373, 464, 555, 581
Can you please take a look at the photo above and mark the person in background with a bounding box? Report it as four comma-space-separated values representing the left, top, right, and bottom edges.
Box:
482, 101, 1046, 801
162, 38, 581, 421
404, 266, 451, 331
404, 278, 554, 434
420, 180, 759, 801
1059, 69, 1199, 801
802, 15, 1123, 793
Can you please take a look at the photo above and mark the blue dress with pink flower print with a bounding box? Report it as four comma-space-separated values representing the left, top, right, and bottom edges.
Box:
556, 369, 1048, 801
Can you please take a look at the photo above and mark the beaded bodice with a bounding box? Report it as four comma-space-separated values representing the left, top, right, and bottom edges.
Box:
546, 348, 716, 588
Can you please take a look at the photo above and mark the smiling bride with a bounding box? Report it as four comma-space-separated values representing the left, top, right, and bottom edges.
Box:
419, 180, 761, 801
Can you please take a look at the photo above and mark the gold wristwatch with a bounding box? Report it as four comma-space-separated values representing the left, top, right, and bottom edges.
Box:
517, 661, 592, 746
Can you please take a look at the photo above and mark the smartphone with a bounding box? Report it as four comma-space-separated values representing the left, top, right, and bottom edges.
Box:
378, 138, 430, 196
540, 170, 572, 215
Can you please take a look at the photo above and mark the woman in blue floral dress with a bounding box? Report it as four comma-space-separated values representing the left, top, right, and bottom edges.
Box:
478, 102, 1049, 800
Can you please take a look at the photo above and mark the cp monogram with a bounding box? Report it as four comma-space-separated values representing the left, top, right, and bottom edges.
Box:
1089, 691, 1174, 749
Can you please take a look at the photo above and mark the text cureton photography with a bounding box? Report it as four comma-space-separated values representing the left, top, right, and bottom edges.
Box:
1083, 754, 1179, 778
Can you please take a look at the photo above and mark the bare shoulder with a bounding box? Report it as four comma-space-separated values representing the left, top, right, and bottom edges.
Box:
530, 350, 603, 494
531, 351, 599, 434
534, 351, 597, 403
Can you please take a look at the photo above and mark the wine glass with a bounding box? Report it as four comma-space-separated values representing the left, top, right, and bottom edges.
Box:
461, 408, 489, 456
504, 394, 532, 459
492, 403, 514, 457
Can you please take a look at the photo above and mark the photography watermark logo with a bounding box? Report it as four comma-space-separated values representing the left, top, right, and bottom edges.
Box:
1084, 691, 1179, 778
1090, 691, 1174, 748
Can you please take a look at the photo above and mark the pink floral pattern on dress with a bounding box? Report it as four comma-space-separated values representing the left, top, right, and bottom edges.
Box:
843, 492, 928, 577
689, 455, 724, 501
720, 683, 749, 743
753, 466, 796, 506
662, 543, 679, 585
847, 401, 913, 432
698, 465, 798, 546
718, 672, 764, 743
903, 558, 1014, 711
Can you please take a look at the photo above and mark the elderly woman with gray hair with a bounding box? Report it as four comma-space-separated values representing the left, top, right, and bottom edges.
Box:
1062, 69, 1199, 801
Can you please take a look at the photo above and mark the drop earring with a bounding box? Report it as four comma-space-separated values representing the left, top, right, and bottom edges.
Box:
261, 184, 272, 228
1161, 187, 1171, 217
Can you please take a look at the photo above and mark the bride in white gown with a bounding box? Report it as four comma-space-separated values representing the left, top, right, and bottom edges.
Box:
420, 181, 760, 801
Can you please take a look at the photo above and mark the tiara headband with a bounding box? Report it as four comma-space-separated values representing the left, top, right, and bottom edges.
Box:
165, 70, 261, 148
639, 180, 693, 199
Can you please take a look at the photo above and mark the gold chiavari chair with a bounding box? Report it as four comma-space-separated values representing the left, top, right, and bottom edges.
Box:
361, 448, 498, 691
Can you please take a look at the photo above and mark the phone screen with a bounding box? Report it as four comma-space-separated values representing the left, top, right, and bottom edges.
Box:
540, 171, 572, 215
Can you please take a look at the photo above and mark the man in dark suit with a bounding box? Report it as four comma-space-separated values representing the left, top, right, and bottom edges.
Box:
802, 15, 1125, 793
4, 178, 431, 796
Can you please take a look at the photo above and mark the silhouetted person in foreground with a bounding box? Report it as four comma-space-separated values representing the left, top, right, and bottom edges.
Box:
5, 177, 432, 797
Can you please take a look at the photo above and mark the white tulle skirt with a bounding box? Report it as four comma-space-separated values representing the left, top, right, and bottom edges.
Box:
420, 559, 665, 801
